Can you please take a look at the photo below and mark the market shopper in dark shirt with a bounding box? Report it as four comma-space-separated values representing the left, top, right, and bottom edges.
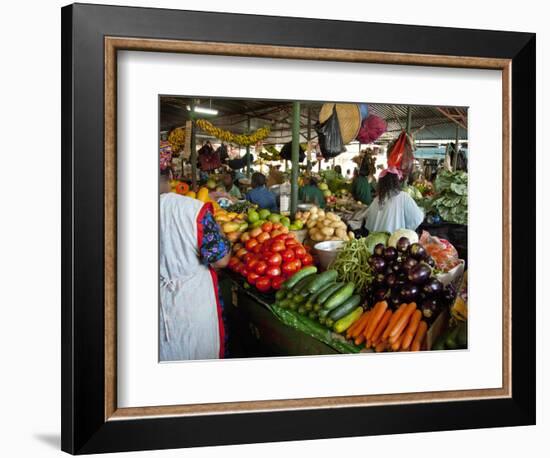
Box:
351, 169, 375, 205
245, 172, 278, 211
299, 176, 326, 208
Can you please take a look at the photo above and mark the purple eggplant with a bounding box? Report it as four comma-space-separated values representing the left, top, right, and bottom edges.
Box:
384, 246, 398, 262
374, 272, 386, 286
368, 256, 386, 272
386, 273, 397, 288
401, 256, 419, 274
399, 283, 420, 301
420, 298, 439, 320
396, 237, 411, 253
374, 288, 389, 302
422, 278, 444, 296
409, 243, 427, 260
425, 256, 436, 268
390, 260, 401, 273
373, 243, 385, 257
407, 263, 432, 285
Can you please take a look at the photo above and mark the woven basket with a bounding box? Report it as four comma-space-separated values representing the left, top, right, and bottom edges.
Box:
318, 103, 361, 145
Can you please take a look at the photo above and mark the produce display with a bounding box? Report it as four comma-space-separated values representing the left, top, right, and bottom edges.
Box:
363, 235, 456, 323
195, 119, 270, 146
228, 228, 314, 293
345, 301, 429, 351
428, 170, 468, 225
295, 206, 355, 242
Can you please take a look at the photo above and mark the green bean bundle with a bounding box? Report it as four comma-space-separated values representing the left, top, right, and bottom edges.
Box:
329, 238, 374, 292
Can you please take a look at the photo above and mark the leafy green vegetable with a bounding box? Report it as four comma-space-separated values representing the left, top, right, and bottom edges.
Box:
364, 232, 390, 253
430, 170, 468, 225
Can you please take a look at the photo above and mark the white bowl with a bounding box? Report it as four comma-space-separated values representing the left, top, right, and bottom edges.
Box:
314, 241, 345, 270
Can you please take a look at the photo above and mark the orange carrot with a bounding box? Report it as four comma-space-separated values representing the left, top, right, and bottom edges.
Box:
382, 303, 407, 341
391, 332, 405, 351
364, 301, 388, 340
375, 341, 387, 352
354, 334, 365, 346
401, 310, 422, 350
371, 310, 392, 346
350, 310, 371, 338
411, 321, 428, 351
347, 311, 369, 337
388, 303, 417, 339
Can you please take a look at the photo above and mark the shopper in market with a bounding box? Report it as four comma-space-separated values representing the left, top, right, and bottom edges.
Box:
351, 168, 375, 205
158, 172, 230, 361
364, 166, 424, 233
245, 172, 278, 211
222, 172, 242, 200
299, 176, 326, 208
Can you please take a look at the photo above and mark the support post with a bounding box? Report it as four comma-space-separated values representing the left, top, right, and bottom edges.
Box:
406, 106, 412, 134
190, 102, 197, 190
246, 116, 251, 177
453, 124, 460, 170
306, 105, 312, 173
290, 101, 300, 218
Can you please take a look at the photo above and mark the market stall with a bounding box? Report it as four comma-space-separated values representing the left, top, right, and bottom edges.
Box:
159, 97, 469, 357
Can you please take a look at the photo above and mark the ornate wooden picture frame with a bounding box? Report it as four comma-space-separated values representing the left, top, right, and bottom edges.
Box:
62, 3, 535, 454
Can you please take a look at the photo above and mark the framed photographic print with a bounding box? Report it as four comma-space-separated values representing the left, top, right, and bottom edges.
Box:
61, 3, 536, 454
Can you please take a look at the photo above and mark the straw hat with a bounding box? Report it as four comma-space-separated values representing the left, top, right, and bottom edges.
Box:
318, 103, 361, 145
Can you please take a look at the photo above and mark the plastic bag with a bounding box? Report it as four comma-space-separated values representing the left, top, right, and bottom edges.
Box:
280, 141, 306, 162
387, 131, 415, 178
197, 142, 221, 171
315, 106, 346, 158
356, 114, 387, 144
419, 230, 460, 272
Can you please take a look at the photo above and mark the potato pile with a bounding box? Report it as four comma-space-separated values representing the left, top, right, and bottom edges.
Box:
295, 206, 355, 242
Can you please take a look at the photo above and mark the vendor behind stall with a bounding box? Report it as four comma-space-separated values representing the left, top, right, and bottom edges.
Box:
245, 172, 278, 211
364, 167, 424, 234
351, 169, 375, 205
159, 172, 230, 361
222, 172, 242, 200
299, 176, 326, 208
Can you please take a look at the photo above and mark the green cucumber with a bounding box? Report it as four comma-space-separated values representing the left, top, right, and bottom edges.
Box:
297, 305, 307, 315
457, 322, 468, 347
333, 306, 363, 334
313, 303, 322, 312
292, 294, 307, 305
290, 275, 316, 296
308, 311, 318, 320
323, 282, 356, 311
305, 281, 337, 307
318, 316, 327, 325
445, 326, 461, 350
275, 289, 287, 301
318, 308, 331, 319
325, 318, 335, 328
298, 275, 322, 297
307, 269, 338, 294
281, 266, 318, 290
432, 329, 450, 350
328, 295, 362, 321
316, 282, 344, 306
278, 298, 292, 309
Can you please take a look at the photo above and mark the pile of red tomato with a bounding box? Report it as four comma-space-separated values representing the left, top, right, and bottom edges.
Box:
228, 221, 314, 293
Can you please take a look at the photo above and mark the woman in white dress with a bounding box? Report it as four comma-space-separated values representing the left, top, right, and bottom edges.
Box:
365, 167, 424, 234
159, 174, 231, 361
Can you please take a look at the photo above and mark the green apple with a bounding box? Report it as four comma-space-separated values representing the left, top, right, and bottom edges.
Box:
259, 209, 271, 220
251, 219, 265, 228
319, 183, 329, 191
268, 213, 282, 223
289, 223, 300, 231
247, 210, 260, 223
280, 216, 291, 228
292, 219, 304, 229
